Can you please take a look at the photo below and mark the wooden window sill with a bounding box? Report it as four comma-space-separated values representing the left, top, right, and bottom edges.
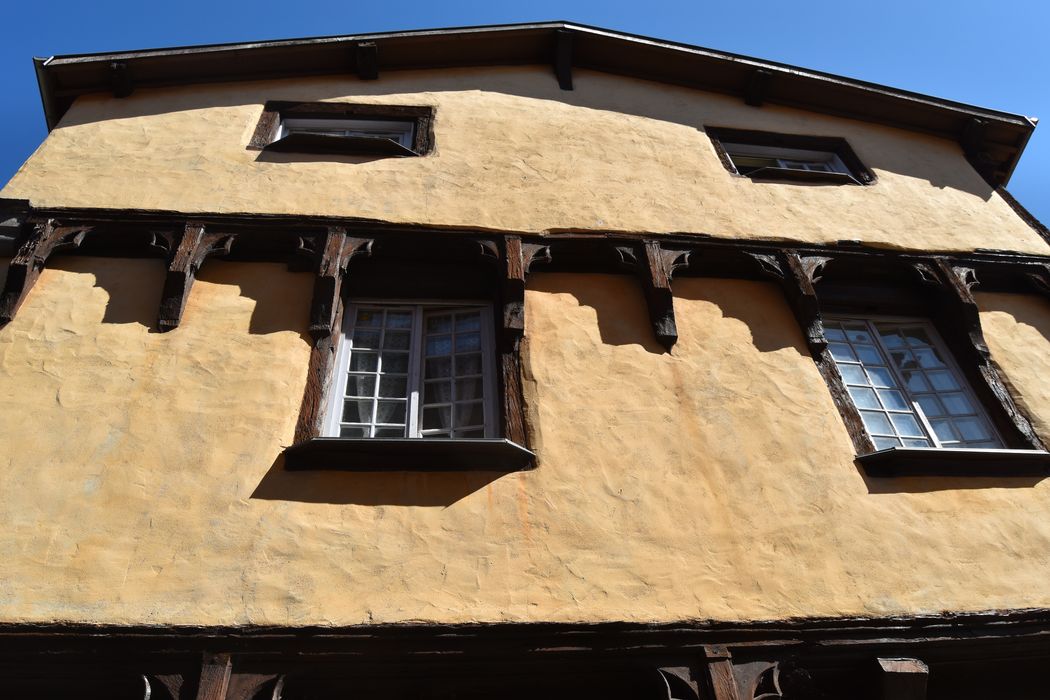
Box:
857, 447, 1050, 477
284, 438, 535, 472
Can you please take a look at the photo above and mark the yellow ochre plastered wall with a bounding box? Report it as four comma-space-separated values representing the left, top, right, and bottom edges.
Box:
4, 263, 1050, 626
1, 67, 1044, 255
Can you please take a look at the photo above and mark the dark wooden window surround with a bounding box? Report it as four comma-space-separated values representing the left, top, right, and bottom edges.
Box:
247, 101, 435, 157
3, 203, 1049, 477
706, 126, 876, 186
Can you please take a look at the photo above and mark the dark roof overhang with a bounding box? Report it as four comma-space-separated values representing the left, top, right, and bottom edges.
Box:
33, 21, 1036, 186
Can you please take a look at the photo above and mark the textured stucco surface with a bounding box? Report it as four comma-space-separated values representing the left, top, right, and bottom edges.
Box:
2, 67, 1044, 255
3, 264, 1050, 627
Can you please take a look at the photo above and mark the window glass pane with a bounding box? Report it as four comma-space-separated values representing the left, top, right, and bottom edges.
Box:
342, 400, 373, 424
901, 327, 933, 346
457, 429, 485, 439
382, 353, 410, 374
423, 406, 452, 430
424, 381, 452, 404
373, 427, 406, 438
375, 400, 406, 425
455, 378, 484, 401
455, 332, 481, 353
352, 329, 381, 349
456, 353, 483, 376
426, 315, 453, 333
345, 374, 376, 397
955, 418, 991, 442
902, 371, 929, 392
455, 312, 482, 332
860, 411, 894, 435
873, 436, 902, 450
927, 371, 960, 391
877, 389, 909, 411
349, 351, 378, 372
941, 393, 974, 416
386, 311, 413, 328
824, 327, 846, 342
854, 345, 882, 365
914, 347, 945, 369
378, 375, 408, 398
425, 356, 452, 379
902, 438, 932, 448
916, 395, 945, 417
426, 335, 453, 356
838, 364, 869, 385
879, 332, 905, 349
890, 413, 925, 438
456, 402, 485, 428
841, 325, 871, 343
829, 343, 856, 362
383, 331, 411, 350
355, 309, 382, 327
866, 367, 895, 388
340, 425, 369, 438
848, 386, 880, 410
930, 419, 959, 443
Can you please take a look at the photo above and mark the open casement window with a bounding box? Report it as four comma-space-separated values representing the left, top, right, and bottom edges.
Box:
327, 303, 498, 439
826, 317, 1003, 450
247, 101, 435, 157
706, 126, 875, 185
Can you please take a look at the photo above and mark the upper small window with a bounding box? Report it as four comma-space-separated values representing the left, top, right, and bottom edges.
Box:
248, 101, 435, 157
707, 127, 874, 185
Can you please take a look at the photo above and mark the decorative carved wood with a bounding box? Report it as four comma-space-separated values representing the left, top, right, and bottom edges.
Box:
928, 258, 1045, 450
1022, 262, 1050, 298
702, 646, 741, 700
502, 235, 551, 349
299, 227, 373, 342
152, 223, 234, 331
144, 673, 187, 700
876, 657, 928, 700
658, 666, 700, 700
616, 240, 692, 350
0, 218, 92, 325
226, 672, 284, 700
196, 653, 232, 700
732, 661, 783, 700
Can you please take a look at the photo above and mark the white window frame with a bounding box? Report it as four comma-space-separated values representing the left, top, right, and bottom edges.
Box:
826, 314, 1004, 450
324, 300, 499, 439
722, 142, 850, 175
279, 117, 416, 148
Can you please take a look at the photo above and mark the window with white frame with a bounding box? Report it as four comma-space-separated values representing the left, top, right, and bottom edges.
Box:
278, 117, 416, 149
825, 317, 1003, 451
722, 142, 850, 176
326, 303, 497, 439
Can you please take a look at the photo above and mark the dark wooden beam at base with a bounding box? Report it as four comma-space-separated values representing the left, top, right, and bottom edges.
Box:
702, 645, 740, 700
877, 657, 927, 700
554, 29, 573, 90
196, 652, 232, 700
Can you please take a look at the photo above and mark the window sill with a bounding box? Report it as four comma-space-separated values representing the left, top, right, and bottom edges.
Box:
743, 167, 863, 185
263, 133, 418, 156
857, 447, 1050, 477
284, 438, 535, 472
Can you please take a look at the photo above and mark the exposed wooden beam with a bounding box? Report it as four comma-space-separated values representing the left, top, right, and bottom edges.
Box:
744, 68, 772, 107
355, 41, 379, 80
195, 652, 232, 700
153, 223, 234, 331
877, 657, 928, 700
554, 29, 573, 90
109, 61, 133, 98
300, 227, 373, 342
0, 219, 91, 326
701, 646, 740, 700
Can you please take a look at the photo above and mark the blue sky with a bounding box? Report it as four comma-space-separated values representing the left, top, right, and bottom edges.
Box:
1, 0, 1047, 224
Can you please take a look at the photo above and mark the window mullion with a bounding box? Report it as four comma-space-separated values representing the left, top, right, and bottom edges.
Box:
867, 320, 937, 447
406, 307, 424, 438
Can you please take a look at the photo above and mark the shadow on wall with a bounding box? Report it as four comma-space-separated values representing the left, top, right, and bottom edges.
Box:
978, 291, 1050, 346
251, 452, 509, 506
862, 472, 1045, 494
54, 67, 994, 199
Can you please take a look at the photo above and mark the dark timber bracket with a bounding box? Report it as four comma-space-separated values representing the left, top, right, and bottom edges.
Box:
744, 69, 772, 107
616, 240, 692, 350
151, 223, 234, 331
355, 41, 379, 80
299, 227, 374, 342
501, 235, 551, 349
195, 652, 232, 700
657, 666, 701, 700
701, 646, 740, 700
110, 61, 133, 98
961, 117, 999, 185
750, 250, 874, 455
554, 29, 573, 90
0, 219, 91, 326
923, 258, 1045, 450
876, 657, 928, 700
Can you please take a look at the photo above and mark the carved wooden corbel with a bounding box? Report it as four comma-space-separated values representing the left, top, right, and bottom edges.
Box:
151, 223, 234, 331
0, 218, 92, 325
143, 672, 187, 700
702, 646, 741, 700
733, 661, 783, 700
779, 252, 831, 357
226, 672, 285, 700
616, 239, 692, 350
1022, 262, 1050, 299
658, 666, 700, 700
927, 258, 1045, 449
195, 652, 232, 700
299, 227, 373, 343
502, 235, 551, 348
877, 658, 927, 700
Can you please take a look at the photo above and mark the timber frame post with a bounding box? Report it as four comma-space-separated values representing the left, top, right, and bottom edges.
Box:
0, 218, 91, 326
615, 239, 692, 350
151, 223, 235, 331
